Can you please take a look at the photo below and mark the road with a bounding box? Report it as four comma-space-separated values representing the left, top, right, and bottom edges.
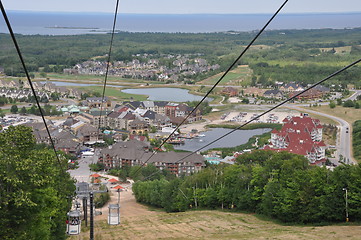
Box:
68, 151, 99, 183
346, 89, 361, 101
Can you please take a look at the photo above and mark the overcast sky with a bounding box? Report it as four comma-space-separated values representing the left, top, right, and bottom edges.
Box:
2, 0, 361, 14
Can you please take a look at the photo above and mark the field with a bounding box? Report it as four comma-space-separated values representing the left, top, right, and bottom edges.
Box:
199, 65, 252, 86
77, 86, 148, 101
305, 105, 361, 126
70, 188, 361, 240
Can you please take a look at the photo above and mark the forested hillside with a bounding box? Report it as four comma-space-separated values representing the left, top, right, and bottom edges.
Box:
133, 150, 361, 223
1, 28, 361, 87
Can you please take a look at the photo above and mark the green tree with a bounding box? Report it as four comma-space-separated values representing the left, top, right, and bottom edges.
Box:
329, 101, 336, 109
10, 104, 18, 114
20, 106, 27, 114
0, 125, 75, 239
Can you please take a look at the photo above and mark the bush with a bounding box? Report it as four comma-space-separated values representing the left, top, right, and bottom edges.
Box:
89, 163, 105, 171
94, 192, 110, 208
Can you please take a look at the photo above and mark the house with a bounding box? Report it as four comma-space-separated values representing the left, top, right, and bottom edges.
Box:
51, 129, 81, 155
128, 119, 150, 135
68, 88, 83, 98
265, 114, 326, 165
99, 140, 205, 176
153, 101, 168, 115
279, 83, 304, 92
75, 123, 103, 143
142, 101, 155, 111
86, 96, 111, 108
107, 111, 136, 130
23, 121, 56, 144
143, 151, 206, 176
175, 104, 202, 123
99, 139, 150, 169
165, 103, 179, 117
243, 87, 266, 97
221, 87, 239, 97
81, 109, 112, 128
142, 110, 171, 129
263, 89, 284, 99
43, 81, 57, 92
62, 117, 79, 129
123, 101, 144, 110
289, 88, 323, 100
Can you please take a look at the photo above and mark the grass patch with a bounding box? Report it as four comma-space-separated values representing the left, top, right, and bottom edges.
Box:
78, 86, 148, 101
200, 65, 252, 86
305, 105, 361, 126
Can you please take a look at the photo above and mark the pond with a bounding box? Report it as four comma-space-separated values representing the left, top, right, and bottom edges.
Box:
122, 88, 212, 102
174, 128, 271, 152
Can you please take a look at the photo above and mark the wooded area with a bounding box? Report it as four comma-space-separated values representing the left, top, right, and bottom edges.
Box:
0, 126, 75, 240
1, 28, 361, 86
133, 150, 361, 224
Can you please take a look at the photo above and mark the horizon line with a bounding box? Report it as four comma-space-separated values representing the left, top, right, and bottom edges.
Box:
7, 9, 361, 15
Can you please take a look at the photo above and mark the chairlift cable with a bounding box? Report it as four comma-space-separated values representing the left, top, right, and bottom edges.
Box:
97, 0, 120, 140
0, 1, 66, 174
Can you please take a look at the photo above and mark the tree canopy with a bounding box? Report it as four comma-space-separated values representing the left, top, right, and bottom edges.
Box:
133, 150, 361, 223
0, 125, 75, 240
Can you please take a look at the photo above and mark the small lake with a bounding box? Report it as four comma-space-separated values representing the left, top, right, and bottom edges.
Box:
40, 81, 123, 88
174, 128, 271, 152
122, 88, 212, 102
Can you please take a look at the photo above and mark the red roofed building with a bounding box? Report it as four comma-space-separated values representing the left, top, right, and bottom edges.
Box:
266, 114, 326, 165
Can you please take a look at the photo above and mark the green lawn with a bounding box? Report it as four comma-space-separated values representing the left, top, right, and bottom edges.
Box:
78, 86, 148, 101
200, 65, 252, 86
42, 73, 146, 84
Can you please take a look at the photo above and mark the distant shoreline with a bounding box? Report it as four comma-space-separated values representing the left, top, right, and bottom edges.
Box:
45, 26, 99, 30
2, 11, 361, 35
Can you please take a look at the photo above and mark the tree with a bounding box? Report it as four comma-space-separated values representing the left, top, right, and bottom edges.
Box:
10, 104, 18, 114
0, 125, 75, 239
343, 100, 355, 108
20, 106, 27, 114
0, 109, 5, 118
355, 102, 360, 109
329, 101, 336, 109
242, 98, 250, 104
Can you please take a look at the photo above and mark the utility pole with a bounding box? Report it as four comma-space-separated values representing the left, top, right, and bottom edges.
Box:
90, 192, 94, 240
343, 188, 349, 222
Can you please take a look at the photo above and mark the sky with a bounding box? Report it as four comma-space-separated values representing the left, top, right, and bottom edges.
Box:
1, 0, 361, 14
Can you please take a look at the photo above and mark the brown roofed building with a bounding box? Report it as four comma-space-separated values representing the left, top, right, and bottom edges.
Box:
221, 87, 239, 97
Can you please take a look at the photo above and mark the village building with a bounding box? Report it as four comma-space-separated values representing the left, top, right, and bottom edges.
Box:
264, 114, 326, 165
99, 140, 205, 176
99, 140, 151, 169
128, 119, 150, 135
143, 151, 205, 176
85, 96, 111, 109
242, 87, 266, 97
279, 82, 304, 92
221, 87, 239, 97
106, 111, 136, 130
74, 123, 103, 143
263, 89, 284, 99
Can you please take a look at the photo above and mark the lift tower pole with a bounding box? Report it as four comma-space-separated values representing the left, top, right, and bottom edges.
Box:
90, 192, 94, 240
